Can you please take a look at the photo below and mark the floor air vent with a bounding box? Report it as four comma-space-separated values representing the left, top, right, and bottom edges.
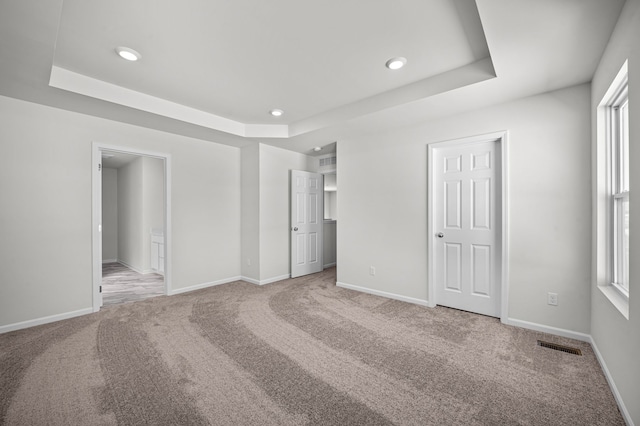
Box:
537, 340, 582, 356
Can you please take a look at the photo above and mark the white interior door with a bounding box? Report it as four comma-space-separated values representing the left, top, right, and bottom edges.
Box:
434, 140, 501, 317
291, 170, 323, 278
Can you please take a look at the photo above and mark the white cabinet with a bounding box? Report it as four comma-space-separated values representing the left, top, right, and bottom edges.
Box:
150, 229, 164, 274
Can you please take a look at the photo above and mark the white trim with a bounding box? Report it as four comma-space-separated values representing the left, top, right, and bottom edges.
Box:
259, 274, 290, 285
50, 66, 288, 138
427, 130, 509, 319
117, 259, 149, 275
241, 276, 261, 285
0, 308, 93, 334
102, 259, 117, 264
242, 274, 291, 286
336, 281, 430, 307
597, 284, 629, 319
92, 142, 172, 312
169, 276, 241, 295
597, 60, 630, 316
501, 317, 591, 342
500, 133, 510, 321
323, 262, 337, 268
590, 337, 635, 426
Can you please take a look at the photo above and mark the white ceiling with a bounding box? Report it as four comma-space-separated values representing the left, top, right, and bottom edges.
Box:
0, 0, 625, 154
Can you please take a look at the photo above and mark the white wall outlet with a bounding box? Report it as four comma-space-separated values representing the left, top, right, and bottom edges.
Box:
370, 266, 376, 276
247, 258, 251, 266
548, 292, 558, 306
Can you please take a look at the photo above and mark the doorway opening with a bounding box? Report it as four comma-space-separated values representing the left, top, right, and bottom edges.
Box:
322, 172, 337, 270
92, 143, 172, 311
427, 131, 509, 320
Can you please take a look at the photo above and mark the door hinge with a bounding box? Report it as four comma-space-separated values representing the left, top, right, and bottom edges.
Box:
99, 285, 102, 293
98, 163, 102, 172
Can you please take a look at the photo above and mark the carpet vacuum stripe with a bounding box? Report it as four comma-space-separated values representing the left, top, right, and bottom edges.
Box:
0, 268, 625, 425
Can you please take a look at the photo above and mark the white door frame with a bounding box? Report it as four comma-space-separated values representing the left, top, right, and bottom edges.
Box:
427, 131, 509, 322
91, 142, 172, 312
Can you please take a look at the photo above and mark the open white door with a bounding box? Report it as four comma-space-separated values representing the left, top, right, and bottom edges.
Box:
291, 170, 323, 278
433, 139, 501, 317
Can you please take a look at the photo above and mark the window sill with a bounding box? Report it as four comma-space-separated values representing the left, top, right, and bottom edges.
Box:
598, 284, 629, 319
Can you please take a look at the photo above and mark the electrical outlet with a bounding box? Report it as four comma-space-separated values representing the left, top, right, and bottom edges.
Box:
247, 258, 251, 266
370, 266, 376, 276
548, 292, 558, 306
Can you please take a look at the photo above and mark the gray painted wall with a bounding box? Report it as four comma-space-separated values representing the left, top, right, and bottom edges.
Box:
116, 156, 164, 273
141, 156, 164, 272
101, 167, 118, 262
241, 144, 260, 281
259, 144, 311, 281
117, 157, 144, 272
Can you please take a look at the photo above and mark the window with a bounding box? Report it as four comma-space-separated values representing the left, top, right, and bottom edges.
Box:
607, 66, 630, 298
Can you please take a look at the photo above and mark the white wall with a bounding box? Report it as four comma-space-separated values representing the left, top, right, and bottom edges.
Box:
142, 156, 164, 272
241, 144, 260, 281
117, 157, 144, 272
338, 83, 592, 334
324, 174, 337, 220
101, 167, 118, 262
258, 144, 311, 281
115, 156, 164, 273
324, 191, 337, 220
323, 221, 337, 267
0, 95, 241, 328
591, 0, 640, 423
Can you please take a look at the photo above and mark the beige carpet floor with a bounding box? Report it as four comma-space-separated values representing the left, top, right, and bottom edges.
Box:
0, 268, 624, 425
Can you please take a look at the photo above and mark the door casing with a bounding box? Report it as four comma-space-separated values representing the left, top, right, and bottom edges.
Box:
427, 131, 509, 322
91, 142, 172, 311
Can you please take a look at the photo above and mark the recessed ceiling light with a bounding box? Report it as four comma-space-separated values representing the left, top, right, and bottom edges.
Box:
115, 46, 142, 62
385, 57, 407, 70
313, 147, 322, 152
269, 109, 284, 117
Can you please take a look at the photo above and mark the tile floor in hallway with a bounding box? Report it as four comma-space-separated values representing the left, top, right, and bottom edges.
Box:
102, 262, 165, 306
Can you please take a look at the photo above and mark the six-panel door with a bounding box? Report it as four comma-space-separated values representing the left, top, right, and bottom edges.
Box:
434, 140, 500, 317
291, 170, 323, 278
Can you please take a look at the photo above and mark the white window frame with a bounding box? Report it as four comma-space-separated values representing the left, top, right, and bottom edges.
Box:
605, 70, 629, 299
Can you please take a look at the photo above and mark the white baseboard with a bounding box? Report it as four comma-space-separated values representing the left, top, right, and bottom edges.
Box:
241, 276, 260, 285
0, 308, 94, 334
590, 337, 634, 426
102, 259, 117, 264
241, 274, 291, 286
117, 259, 145, 275
336, 281, 430, 307
323, 262, 337, 268
169, 276, 241, 295
501, 317, 591, 342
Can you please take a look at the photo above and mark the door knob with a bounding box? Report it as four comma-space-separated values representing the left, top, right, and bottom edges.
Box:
436, 232, 444, 238
293, 227, 299, 231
